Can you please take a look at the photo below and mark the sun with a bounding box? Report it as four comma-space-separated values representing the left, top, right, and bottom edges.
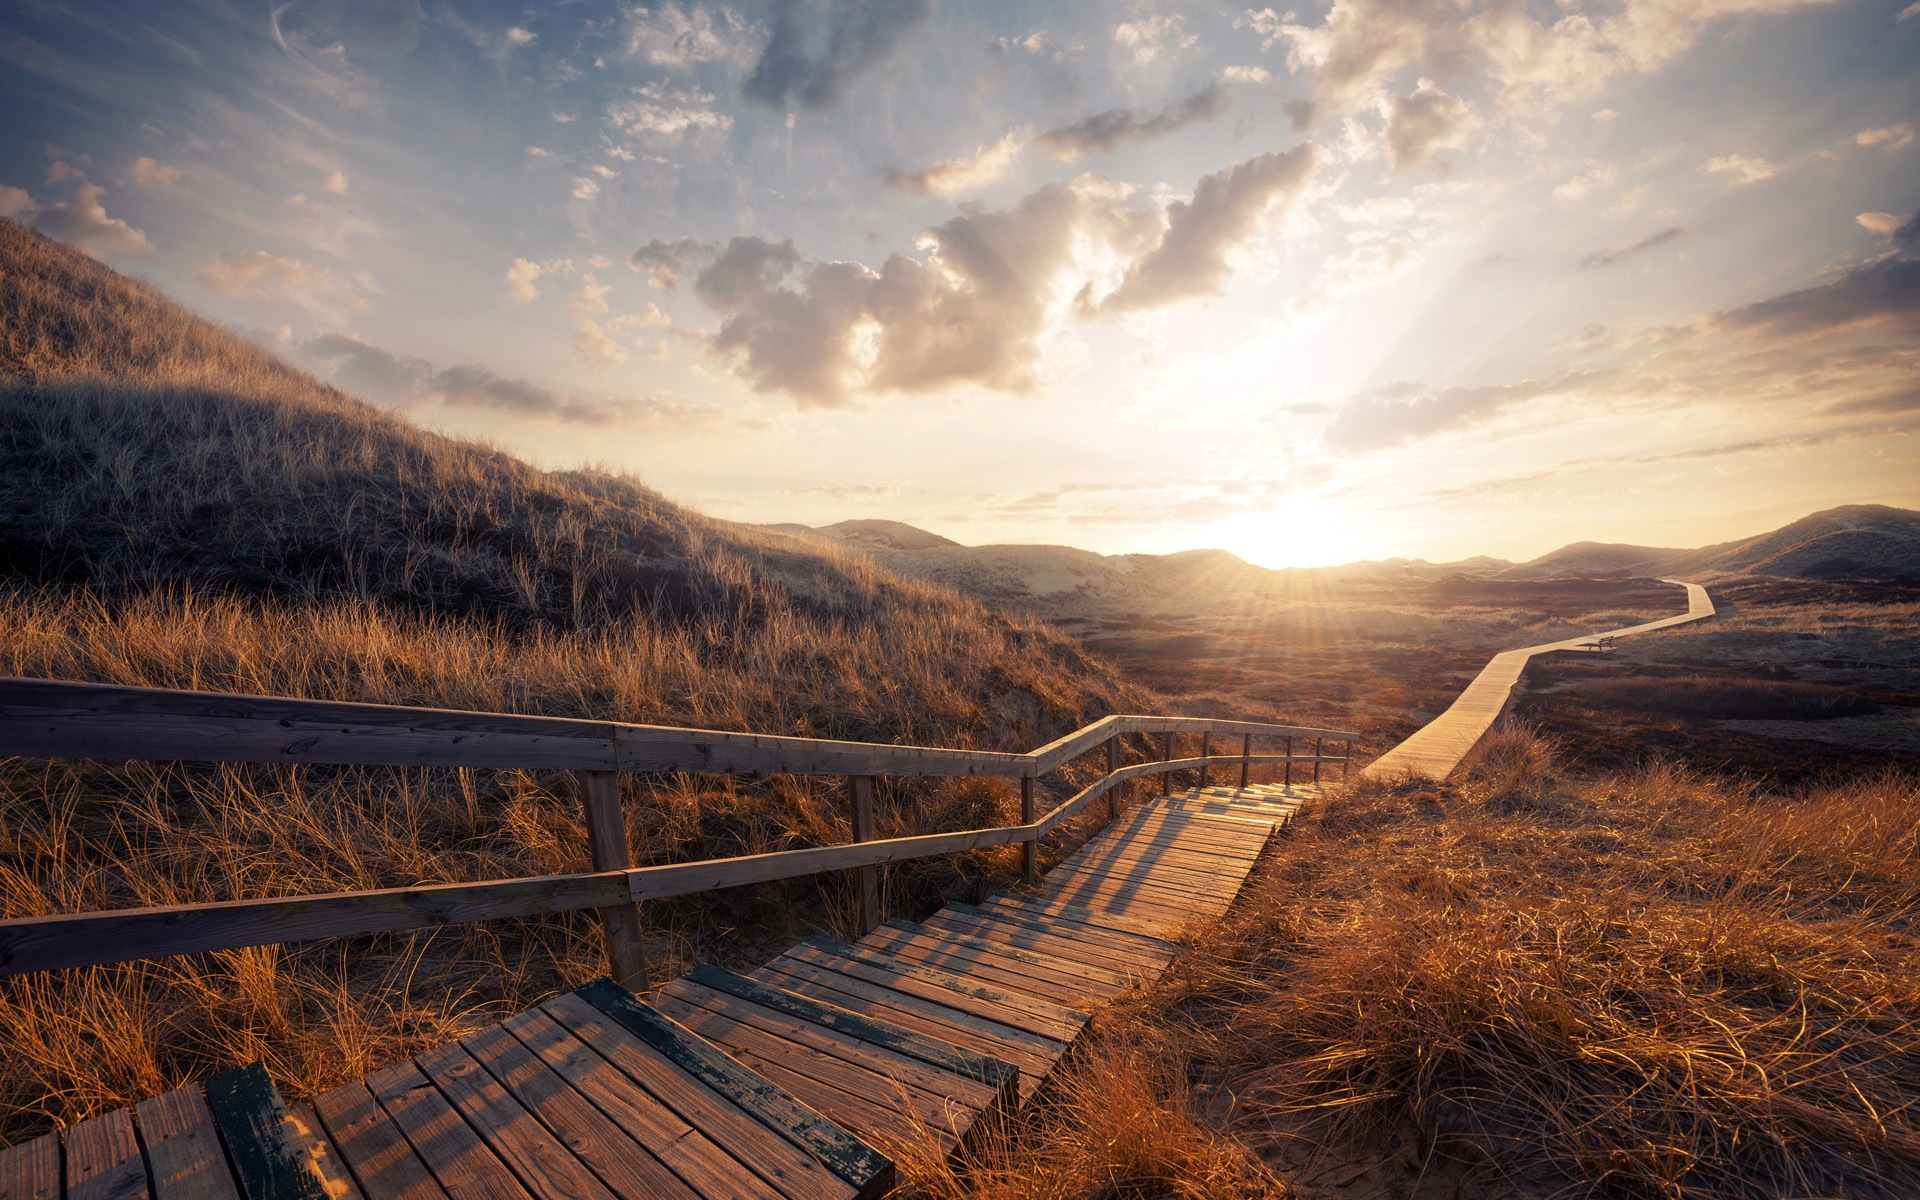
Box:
1208, 495, 1378, 570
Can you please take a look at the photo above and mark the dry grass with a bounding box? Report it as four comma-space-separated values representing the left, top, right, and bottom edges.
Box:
919, 731, 1920, 1199
0, 219, 1169, 1143
1569, 675, 1881, 720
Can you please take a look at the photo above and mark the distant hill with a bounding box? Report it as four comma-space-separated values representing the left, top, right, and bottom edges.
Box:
1496, 505, 1920, 582
782, 504, 1920, 620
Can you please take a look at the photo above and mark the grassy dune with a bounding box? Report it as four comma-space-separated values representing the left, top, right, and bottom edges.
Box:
0, 219, 1159, 1140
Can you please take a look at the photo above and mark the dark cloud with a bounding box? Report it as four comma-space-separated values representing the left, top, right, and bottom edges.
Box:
1037, 83, 1228, 160
299, 333, 740, 431
1579, 226, 1684, 270
694, 237, 803, 308
742, 0, 931, 109
1384, 80, 1473, 173
1101, 145, 1317, 311
626, 236, 707, 291
1322, 377, 1576, 452
1714, 209, 1920, 337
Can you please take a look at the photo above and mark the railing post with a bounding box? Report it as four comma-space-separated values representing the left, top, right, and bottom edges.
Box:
575, 770, 651, 990
1020, 775, 1038, 885
1343, 739, 1353, 780
1284, 735, 1293, 789
1239, 732, 1251, 789
1313, 736, 1323, 784
1198, 731, 1210, 791
846, 775, 881, 934
1106, 736, 1121, 820
1162, 732, 1173, 796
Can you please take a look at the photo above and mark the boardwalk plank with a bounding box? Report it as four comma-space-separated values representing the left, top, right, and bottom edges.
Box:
456, 1022, 703, 1200
135, 1085, 241, 1200
64, 1109, 148, 1200
313, 1082, 449, 1200
0, 1132, 60, 1200
364, 1061, 532, 1200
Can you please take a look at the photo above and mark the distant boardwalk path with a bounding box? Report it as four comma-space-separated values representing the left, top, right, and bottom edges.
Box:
1363, 580, 1716, 781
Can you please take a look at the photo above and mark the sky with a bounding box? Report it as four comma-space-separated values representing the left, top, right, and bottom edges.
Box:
2, 0, 1917, 568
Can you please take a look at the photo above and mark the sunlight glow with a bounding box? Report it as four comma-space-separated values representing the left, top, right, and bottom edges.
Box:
1212, 495, 1380, 569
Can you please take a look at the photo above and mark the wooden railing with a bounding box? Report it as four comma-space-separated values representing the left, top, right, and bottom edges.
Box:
0, 678, 1358, 985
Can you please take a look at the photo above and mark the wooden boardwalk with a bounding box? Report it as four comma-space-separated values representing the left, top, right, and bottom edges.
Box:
1364, 579, 1715, 780
2, 781, 1320, 1200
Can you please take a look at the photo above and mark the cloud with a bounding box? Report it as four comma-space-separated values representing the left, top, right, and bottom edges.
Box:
683, 176, 1161, 405
1272, 0, 1837, 121
1222, 65, 1271, 83
884, 132, 1023, 197
506, 258, 543, 302
194, 249, 354, 314
1856, 123, 1915, 150
322, 170, 349, 195
623, 2, 750, 67
0, 185, 36, 218
1713, 209, 1919, 336
1323, 376, 1582, 452
1383, 78, 1475, 173
1111, 15, 1196, 65
1858, 212, 1903, 236
627, 237, 706, 290
742, 0, 931, 109
1702, 153, 1777, 184
607, 81, 733, 137
1037, 82, 1228, 159
30, 182, 154, 258
300, 333, 737, 430
1101, 145, 1318, 311
571, 273, 612, 316
571, 318, 629, 368
124, 157, 180, 192
1579, 225, 1683, 270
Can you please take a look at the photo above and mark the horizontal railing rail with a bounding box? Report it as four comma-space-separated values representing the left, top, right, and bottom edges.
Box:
0, 677, 1358, 980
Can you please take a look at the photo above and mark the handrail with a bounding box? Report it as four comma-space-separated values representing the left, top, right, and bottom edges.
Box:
0, 677, 1359, 978
0, 678, 1356, 776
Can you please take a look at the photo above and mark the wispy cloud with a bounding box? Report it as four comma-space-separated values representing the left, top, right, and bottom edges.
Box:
1579, 226, 1684, 270
1037, 83, 1227, 160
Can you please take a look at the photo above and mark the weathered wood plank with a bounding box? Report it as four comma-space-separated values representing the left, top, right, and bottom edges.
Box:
135, 1085, 242, 1200
0, 679, 1355, 780
499, 1005, 784, 1200
413, 1042, 620, 1200
571, 979, 894, 1200
576, 770, 650, 990
202, 1064, 331, 1200
659, 979, 999, 1115
64, 1107, 150, 1200
538, 994, 850, 1200
784, 941, 1087, 1044
282, 1104, 364, 1200
860, 920, 1134, 998
0, 870, 631, 976
939, 904, 1177, 966
879, 921, 1136, 990
363, 1061, 532, 1200
648, 993, 940, 1151
915, 911, 1162, 979
747, 958, 1066, 1077
683, 965, 1018, 1099
312, 1082, 449, 1200
453, 1024, 701, 1200
0, 1130, 60, 1200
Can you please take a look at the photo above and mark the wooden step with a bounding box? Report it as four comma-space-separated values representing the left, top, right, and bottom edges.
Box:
0, 1063, 354, 1200
651, 965, 1016, 1162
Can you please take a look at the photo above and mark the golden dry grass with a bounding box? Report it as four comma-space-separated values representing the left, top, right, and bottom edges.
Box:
0, 219, 1167, 1142
914, 731, 1920, 1199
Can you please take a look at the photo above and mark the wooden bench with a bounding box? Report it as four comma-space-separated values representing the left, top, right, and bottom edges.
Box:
1576, 634, 1617, 654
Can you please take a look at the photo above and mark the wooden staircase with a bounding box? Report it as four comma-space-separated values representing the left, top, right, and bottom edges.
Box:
0, 782, 1316, 1200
